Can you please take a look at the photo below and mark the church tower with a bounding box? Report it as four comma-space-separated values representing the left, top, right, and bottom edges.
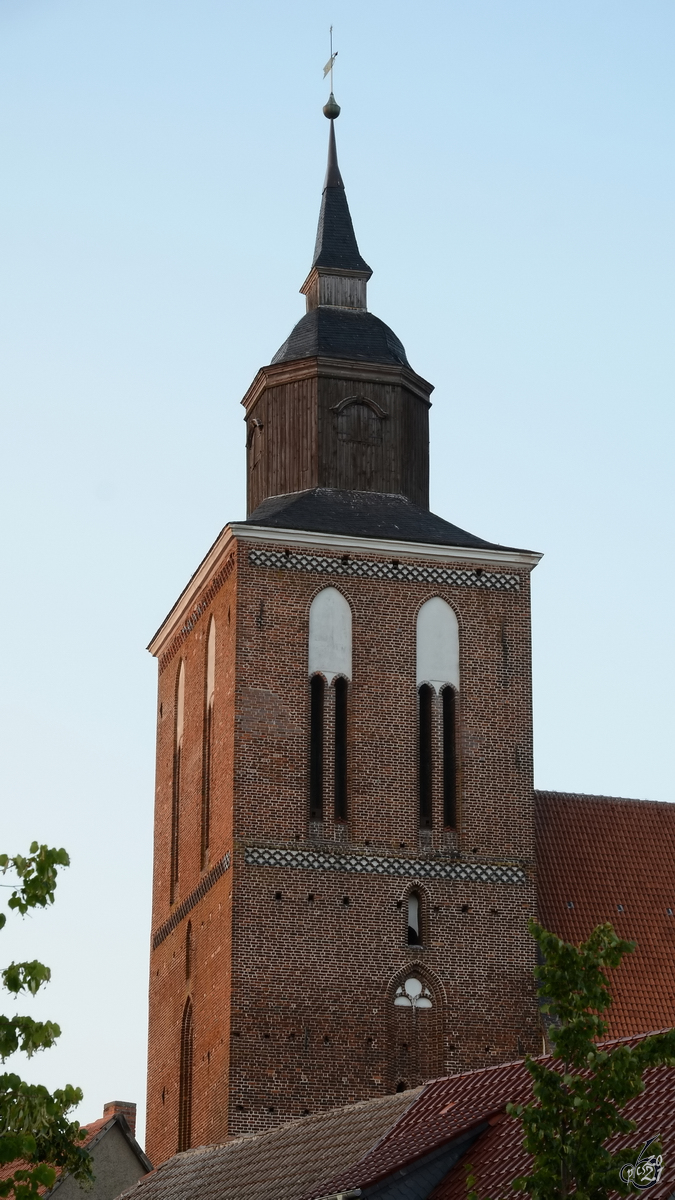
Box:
145, 95, 542, 1166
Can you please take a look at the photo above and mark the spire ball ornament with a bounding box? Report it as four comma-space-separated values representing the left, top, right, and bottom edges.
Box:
323, 92, 341, 120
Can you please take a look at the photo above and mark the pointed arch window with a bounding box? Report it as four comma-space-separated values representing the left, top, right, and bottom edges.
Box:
309, 674, 325, 820
171, 661, 185, 903
418, 685, 433, 829
416, 599, 460, 831
177, 997, 193, 1152
201, 619, 216, 868
442, 686, 458, 829
388, 969, 443, 1091
308, 588, 352, 824
407, 892, 422, 946
333, 676, 348, 822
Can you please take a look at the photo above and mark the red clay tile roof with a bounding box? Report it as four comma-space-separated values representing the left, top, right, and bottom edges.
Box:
535, 791, 675, 1038
432, 1056, 675, 1200
119, 1037, 675, 1200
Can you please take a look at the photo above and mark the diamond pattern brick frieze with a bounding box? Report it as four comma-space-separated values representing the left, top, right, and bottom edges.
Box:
243, 844, 526, 887
248, 548, 520, 592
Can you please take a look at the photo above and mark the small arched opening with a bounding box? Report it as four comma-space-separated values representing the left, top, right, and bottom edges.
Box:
407, 892, 423, 946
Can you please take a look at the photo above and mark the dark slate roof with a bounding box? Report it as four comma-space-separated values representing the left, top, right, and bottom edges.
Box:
535, 790, 675, 1040
271, 307, 410, 367
311, 119, 371, 274
245, 489, 529, 552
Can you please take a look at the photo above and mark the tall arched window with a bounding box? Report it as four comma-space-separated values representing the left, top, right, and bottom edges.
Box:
309, 675, 325, 820
201, 618, 216, 868
387, 968, 443, 1090
171, 661, 185, 903
407, 892, 422, 946
177, 997, 193, 1152
308, 589, 352, 824
334, 676, 348, 822
442, 686, 457, 829
416, 599, 460, 831
418, 685, 433, 828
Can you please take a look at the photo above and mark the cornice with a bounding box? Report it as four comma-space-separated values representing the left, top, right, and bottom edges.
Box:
241, 356, 434, 413
231, 524, 542, 568
147, 525, 236, 659
148, 519, 542, 660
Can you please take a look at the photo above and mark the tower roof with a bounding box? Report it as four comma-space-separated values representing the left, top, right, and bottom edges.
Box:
311, 119, 372, 275
272, 101, 412, 371
271, 307, 409, 366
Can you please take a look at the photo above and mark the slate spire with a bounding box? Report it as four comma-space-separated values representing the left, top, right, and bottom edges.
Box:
310, 102, 372, 276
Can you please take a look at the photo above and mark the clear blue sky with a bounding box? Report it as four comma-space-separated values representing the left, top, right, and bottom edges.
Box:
1, 0, 673, 1148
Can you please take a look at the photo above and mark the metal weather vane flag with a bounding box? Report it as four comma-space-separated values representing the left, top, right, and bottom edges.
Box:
323, 25, 337, 86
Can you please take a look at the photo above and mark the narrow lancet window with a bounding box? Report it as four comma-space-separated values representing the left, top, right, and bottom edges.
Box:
334, 677, 348, 822
442, 686, 457, 828
177, 997, 193, 1152
185, 920, 192, 981
201, 618, 216, 868
171, 660, 185, 903
416, 598, 460, 832
418, 684, 433, 828
407, 892, 422, 945
309, 675, 325, 820
308, 589, 351, 823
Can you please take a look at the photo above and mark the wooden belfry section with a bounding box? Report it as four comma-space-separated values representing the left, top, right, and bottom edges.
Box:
243, 115, 433, 515
145, 96, 543, 1167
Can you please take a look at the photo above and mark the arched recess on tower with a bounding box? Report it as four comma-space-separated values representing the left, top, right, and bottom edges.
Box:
385, 963, 446, 1092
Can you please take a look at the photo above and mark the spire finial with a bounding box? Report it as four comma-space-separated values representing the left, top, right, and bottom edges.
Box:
322, 26, 340, 119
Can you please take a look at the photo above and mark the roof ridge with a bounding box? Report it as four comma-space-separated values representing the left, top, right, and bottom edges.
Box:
535, 789, 665, 805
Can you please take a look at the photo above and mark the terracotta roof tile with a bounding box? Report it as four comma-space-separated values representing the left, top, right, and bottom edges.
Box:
433, 1055, 675, 1200
535, 791, 675, 1039
124, 1037, 675, 1200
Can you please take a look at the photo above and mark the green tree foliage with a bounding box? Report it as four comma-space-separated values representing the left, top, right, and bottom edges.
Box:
469, 921, 675, 1200
0, 844, 93, 1200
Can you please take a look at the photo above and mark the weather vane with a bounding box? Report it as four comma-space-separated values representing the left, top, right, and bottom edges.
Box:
322, 25, 341, 119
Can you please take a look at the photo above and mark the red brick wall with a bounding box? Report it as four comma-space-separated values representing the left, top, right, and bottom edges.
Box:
146, 535, 540, 1163
146, 561, 237, 1165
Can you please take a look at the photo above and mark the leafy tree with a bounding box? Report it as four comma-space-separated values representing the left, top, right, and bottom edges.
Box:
0, 844, 92, 1200
469, 921, 675, 1200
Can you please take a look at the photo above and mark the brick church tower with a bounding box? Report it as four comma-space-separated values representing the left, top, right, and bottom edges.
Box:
145, 95, 543, 1166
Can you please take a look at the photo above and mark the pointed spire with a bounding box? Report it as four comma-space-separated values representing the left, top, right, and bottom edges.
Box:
323, 117, 343, 189
311, 107, 372, 276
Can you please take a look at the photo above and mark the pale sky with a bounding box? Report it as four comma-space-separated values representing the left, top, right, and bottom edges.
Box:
1, 0, 673, 1149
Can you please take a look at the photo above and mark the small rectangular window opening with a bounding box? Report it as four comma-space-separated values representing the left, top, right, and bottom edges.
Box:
442, 686, 457, 829
418, 685, 433, 828
309, 675, 325, 820
407, 893, 422, 945
334, 677, 348, 822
